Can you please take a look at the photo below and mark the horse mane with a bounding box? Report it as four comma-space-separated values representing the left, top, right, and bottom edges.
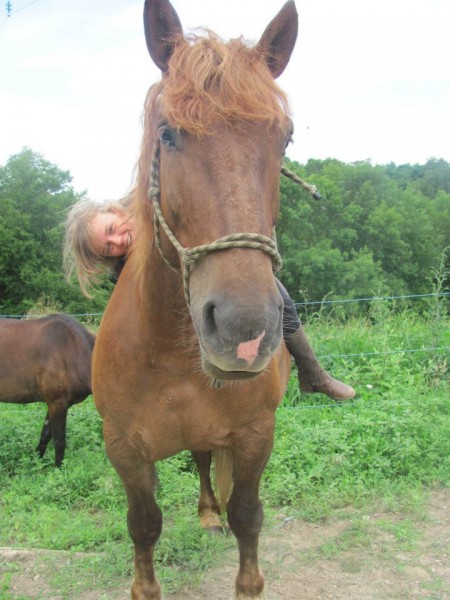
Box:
130, 30, 291, 287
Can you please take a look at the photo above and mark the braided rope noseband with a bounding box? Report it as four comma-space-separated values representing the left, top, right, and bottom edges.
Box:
148, 150, 283, 306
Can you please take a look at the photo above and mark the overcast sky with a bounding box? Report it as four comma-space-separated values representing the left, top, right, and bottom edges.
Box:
1, 0, 449, 199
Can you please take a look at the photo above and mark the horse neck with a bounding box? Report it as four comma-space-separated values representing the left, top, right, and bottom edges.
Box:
131, 242, 190, 339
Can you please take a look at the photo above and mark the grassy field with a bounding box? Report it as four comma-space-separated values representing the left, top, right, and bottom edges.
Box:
0, 301, 449, 598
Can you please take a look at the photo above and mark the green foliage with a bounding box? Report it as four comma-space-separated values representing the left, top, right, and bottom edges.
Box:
0, 311, 448, 596
278, 157, 450, 307
0, 148, 108, 316
1, 149, 449, 317
0, 148, 449, 596
268, 302, 449, 520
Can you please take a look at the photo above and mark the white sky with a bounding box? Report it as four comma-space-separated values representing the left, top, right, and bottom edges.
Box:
0, 0, 449, 199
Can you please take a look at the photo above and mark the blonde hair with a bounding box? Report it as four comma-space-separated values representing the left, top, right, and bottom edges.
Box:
63, 194, 133, 297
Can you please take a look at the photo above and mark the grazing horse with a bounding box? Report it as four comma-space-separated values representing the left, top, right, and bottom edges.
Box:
92, 0, 297, 598
0, 314, 95, 467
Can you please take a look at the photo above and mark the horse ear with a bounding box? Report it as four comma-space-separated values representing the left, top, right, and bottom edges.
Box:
256, 0, 298, 79
143, 0, 183, 72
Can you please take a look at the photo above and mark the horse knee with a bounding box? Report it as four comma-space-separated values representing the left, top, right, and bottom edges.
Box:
128, 504, 162, 547
227, 496, 263, 539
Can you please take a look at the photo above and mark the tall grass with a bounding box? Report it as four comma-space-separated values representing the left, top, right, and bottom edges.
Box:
0, 303, 448, 597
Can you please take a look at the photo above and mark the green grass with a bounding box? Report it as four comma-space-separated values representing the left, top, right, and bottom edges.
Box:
0, 306, 448, 598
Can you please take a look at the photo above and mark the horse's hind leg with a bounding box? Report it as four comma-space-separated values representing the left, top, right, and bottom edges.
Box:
37, 403, 68, 467
36, 411, 52, 460
104, 422, 162, 600
227, 433, 274, 599
191, 450, 223, 532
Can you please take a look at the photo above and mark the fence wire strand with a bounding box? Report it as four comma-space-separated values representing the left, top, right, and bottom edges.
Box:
1, 291, 449, 320
0, 290, 448, 417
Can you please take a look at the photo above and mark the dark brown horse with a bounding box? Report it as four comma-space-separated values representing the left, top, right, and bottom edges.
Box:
0, 314, 95, 467
92, 0, 297, 597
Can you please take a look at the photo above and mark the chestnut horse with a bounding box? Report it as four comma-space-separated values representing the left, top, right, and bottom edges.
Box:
92, 1, 297, 598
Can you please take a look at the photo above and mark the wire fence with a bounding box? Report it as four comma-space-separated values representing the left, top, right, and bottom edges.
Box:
0, 290, 448, 420
1, 292, 449, 363
295, 291, 450, 307
1, 291, 449, 320
0, 345, 448, 419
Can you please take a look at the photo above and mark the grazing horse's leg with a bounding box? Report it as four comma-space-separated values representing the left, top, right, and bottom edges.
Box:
191, 451, 223, 532
46, 401, 68, 468
36, 410, 52, 460
227, 430, 274, 600
104, 423, 162, 600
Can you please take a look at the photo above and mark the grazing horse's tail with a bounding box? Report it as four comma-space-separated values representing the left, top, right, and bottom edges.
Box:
213, 449, 234, 514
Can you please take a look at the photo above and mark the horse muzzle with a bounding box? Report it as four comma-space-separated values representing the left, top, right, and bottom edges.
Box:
194, 292, 284, 380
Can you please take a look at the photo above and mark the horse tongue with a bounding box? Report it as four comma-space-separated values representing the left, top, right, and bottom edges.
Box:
236, 331, 265, 366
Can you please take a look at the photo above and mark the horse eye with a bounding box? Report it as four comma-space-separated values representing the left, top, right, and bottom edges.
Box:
159, 127, 176, 148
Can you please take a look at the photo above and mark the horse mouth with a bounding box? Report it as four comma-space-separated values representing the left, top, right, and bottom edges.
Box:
201, 355, 264, 381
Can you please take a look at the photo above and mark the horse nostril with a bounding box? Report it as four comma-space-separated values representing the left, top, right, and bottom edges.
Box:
202, 301, 218, 337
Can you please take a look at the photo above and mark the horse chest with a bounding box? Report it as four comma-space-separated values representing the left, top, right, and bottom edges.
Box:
100, 375, 278, 460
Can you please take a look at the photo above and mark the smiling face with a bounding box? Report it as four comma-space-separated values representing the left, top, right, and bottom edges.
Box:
90, 210, 136, 258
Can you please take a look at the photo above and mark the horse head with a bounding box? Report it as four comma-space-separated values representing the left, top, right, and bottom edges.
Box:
141, 0, 298, 381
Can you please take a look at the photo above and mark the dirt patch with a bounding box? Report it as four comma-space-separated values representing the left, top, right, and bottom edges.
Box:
2, 489, 449, 599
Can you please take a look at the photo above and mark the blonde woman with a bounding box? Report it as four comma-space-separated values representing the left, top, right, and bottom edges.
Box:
64, 196, 355, 400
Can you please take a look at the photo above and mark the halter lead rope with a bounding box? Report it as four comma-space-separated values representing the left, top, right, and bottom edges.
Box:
280, 165, 322, 200
149, 152, 283, 307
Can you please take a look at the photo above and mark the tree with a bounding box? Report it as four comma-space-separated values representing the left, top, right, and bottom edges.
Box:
0, 148, 108, 315
277, 157, 450, 309
2, 149, 448, 318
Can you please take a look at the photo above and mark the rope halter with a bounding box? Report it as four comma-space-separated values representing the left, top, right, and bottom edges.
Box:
148, 150, 283, 307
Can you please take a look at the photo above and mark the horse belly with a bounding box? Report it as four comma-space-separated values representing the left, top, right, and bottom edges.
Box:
0, 367, 39, 404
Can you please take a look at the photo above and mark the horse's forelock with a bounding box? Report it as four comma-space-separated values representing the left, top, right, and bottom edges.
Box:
133, 32, 290, 201
160, 32, 290, 134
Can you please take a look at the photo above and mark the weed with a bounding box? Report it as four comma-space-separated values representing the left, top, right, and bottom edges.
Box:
0, 311, 448, 596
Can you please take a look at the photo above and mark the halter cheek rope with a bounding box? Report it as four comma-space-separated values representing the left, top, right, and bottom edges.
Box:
149, 151, 283, 307
148, 151, 319, 389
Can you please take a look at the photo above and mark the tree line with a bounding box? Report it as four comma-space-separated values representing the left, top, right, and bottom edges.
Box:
278, 157, 450, 307
1, 148, 449, 317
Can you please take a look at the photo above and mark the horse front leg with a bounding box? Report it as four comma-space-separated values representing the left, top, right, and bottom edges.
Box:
46, 400, 69, 467
128, 479, 162, 600
104, 422, 162, 600
227, 426, 275, 600
191, 450, 223, 532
